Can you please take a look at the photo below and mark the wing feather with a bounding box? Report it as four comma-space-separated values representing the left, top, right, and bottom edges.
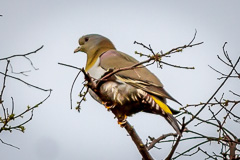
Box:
100, 50, 181, 104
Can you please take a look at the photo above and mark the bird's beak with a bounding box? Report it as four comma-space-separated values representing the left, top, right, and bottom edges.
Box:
74, 46, 82, 53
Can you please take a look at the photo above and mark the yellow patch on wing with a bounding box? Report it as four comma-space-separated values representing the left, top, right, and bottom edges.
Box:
151, 96, 172, 114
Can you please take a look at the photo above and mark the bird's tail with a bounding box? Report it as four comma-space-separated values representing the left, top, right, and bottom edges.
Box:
165, 113, 182, 136
150, 96, 182, 136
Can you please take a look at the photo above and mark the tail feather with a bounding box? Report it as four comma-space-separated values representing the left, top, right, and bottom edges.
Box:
150, 95, 182, 136
165, 113, 182, 136
168, 105, 181, 115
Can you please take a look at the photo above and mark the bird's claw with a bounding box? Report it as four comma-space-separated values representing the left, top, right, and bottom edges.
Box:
118, 115, 127, 127
102, 102, 116, 111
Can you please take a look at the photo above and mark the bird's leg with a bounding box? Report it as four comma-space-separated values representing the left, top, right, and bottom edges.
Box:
110, 108, 127, 127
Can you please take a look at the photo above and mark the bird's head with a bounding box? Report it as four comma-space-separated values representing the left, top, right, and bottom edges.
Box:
74, 34, 115, 55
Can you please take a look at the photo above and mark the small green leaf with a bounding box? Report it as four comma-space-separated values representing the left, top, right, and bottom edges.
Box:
18, 125, 25, 133
9, 114, 15, 120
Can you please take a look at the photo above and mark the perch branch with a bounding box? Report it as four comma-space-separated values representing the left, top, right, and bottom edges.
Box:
124, 121, 154, 160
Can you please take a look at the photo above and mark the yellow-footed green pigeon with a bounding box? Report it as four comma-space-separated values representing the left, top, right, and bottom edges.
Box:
74, 34, 181, 135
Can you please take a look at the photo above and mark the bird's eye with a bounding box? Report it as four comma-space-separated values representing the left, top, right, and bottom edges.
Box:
84, 37, 89, 42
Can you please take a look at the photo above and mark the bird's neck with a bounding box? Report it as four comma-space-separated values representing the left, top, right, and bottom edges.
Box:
85, 47, 112, 71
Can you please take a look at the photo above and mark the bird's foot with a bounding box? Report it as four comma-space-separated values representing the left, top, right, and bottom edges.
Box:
106, 104, 116, 111
117, 115, 127, 127
102, 102, 116, 111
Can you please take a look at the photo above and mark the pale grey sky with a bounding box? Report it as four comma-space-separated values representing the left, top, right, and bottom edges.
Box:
1, 0, 240, 160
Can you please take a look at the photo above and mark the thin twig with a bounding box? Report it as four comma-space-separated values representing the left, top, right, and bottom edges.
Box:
134, 41, 155, 55
76, 84, 89, 112
188, 29, 198, 46
184, 110, 238, 140
229, 90, 240, 97
11, 97, 14, 115
96, 58, 154, 86
24, 56, 39, 70
9, 63, 30, 76
165, 117, 186, 160
173, 141, 209, 159
58, 62, 82, 70
185, 56, 240, 126
14, 89, 52, 119
161, 61, 195, 69
0, 45, 44, 61
0, 139, 20, 150
147, 133, 178, 150
198, 147, 218, 160
0, 72, 51, 92
0, 60, 10, 120
70, 70, 82, 109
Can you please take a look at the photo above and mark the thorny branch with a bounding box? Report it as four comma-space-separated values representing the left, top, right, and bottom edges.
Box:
0, 46, 52, 149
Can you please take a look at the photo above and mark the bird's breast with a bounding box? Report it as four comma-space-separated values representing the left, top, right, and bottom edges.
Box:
87, 57, 106, 79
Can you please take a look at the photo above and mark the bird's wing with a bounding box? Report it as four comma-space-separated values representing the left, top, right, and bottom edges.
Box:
100, 50, 180, 104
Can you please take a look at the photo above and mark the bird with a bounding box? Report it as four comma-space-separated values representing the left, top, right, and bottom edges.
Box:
74, 34, 182, 136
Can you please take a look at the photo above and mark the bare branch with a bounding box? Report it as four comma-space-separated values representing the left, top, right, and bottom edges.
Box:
173, 141, 209, 159
9, 63, 31, 76
0, 45, 44, 61
0, 61, 10, 122
134, 30, 202, 71
124, 121, 154, 160
185, 56, 240, 126
0, 139, 20, 150
229, 90, 240, 97
0, 46, 52, 149
15, 89, 52, 119
70, 70, 82, 110
147, 133, 178, 151
198, 147, 218, 160
134, 41, 156, 56
165, 117, 186, 160
75, 82, 88, 112
58, 62, 82, 70
161, 61, 195, 69
0, 72, 51, 92
187, 29, 198, 46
